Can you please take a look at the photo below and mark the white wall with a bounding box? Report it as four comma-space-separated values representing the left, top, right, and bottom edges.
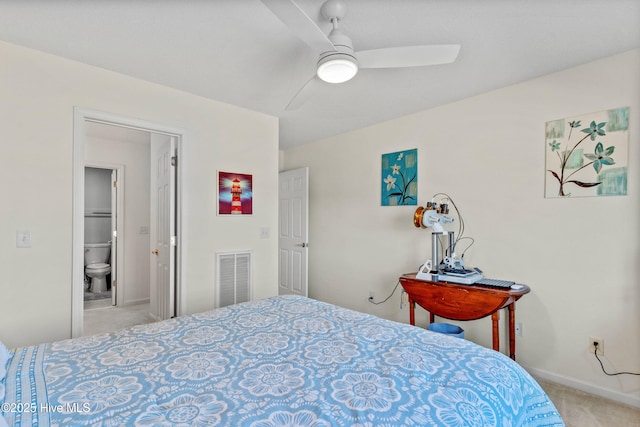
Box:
283, 49, 640, 406
86, 134, 151, 305
0, 40, 279, 348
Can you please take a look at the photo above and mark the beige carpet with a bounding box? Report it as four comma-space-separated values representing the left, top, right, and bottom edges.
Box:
83, 302, 155, 336
537, 378, 640, 427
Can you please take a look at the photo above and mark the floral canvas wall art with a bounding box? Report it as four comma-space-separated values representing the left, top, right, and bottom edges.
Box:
218, 171, 253, 215
381, 149, 417, 206
545, 107, 629, 198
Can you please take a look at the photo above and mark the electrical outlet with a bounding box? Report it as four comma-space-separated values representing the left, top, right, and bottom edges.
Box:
589, 337, 604, 355
515, 322, 523, 337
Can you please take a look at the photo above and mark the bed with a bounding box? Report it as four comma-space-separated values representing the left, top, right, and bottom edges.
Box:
1, 295, 564, 426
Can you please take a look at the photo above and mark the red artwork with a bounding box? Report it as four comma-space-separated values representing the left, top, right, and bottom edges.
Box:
218, 171, 253, 215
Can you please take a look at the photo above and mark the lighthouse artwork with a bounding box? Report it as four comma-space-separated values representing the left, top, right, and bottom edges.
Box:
217, 171, 253, 215
230, 178, 243, 214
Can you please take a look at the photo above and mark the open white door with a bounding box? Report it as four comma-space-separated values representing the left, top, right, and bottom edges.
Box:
110, 169, 118, 306
150, 135, 176, 320
278, 167, 309, 297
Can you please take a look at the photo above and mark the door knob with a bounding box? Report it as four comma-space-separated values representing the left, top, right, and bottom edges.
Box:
296, 243, 308, 248
152, 249, 159, 255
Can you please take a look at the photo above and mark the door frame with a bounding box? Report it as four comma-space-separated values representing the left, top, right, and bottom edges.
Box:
72, 107, 186, 338
84, 162, 125, 307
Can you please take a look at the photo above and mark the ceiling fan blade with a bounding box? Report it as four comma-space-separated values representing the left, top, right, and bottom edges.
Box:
357, 44, 460, 69
286, 75, 319, 110
261, 0, 336, 53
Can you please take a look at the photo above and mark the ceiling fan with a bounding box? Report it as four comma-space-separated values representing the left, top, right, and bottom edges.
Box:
261, 0, 460, 109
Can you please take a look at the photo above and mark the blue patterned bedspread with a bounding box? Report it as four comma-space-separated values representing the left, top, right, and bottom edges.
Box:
3, 295, 563, 426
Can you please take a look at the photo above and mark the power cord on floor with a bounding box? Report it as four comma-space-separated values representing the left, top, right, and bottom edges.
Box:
593, 342, 640, 376
368, 281, 400, 305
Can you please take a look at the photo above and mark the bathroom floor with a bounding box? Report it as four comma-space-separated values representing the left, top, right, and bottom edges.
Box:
84, 289, 111, 301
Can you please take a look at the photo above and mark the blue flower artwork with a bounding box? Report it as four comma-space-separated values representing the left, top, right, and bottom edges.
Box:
381, 149, 417, 206
545, 107, 629, 198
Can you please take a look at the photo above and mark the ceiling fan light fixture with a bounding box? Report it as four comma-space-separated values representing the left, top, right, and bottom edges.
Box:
317, 54, 358, 84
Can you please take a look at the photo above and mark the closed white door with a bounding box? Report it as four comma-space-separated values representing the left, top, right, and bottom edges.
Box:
278, 167, 309, 297
150, 135, 176, 320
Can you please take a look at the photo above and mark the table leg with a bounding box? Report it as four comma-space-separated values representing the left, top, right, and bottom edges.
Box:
409, 298, 416, 326
429, 313, 435, 324
508, 303, 516, 360
491, 312, 499, 352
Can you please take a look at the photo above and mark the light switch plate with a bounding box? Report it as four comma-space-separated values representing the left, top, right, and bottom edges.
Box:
16, 230, 31, 248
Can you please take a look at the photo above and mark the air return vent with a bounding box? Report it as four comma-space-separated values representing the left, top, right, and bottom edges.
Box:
216, 251, 252, 308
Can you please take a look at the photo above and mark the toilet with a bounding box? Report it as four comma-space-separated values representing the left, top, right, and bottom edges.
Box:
84, 243, 111, 293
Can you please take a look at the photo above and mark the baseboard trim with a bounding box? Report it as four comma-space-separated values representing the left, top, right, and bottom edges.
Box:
525, 365, 640, 409
122, 298, 150, 306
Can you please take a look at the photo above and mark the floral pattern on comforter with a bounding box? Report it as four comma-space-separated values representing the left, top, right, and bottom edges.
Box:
3, 295, 564, 426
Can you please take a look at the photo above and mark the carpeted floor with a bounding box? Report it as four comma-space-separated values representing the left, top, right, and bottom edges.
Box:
537, 378, 640, 426
83, 303, 155, 336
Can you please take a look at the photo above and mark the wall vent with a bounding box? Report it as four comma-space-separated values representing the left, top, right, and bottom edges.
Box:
216, 251, 252, 308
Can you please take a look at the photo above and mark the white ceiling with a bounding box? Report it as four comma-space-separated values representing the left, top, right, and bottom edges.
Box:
1, 0, 638, 149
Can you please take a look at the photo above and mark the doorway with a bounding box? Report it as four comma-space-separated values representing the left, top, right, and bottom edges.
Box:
72, 108, 184, 338
83, 165, 121, 309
